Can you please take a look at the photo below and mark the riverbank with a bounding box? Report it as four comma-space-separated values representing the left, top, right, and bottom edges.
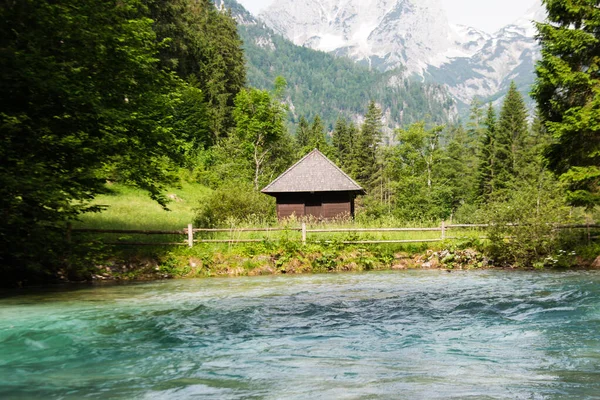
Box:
86, 243, 600, 283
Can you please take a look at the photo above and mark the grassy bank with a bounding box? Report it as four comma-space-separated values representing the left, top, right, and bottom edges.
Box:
76, 182, 210, 230
72, 183, 599, 283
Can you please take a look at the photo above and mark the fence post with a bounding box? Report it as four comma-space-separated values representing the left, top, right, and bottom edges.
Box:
187, 223, 194, 248
302, 222, 306, 245
441, 220, 446, 240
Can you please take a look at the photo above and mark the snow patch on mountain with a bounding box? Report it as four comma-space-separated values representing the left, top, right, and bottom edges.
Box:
260, 0, 547, 107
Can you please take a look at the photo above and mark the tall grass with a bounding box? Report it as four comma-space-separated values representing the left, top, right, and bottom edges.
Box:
76, 182, 210, 230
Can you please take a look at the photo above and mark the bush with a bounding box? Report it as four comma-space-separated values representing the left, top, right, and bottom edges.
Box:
478, 177, 572, 267
194, 182, 276, 227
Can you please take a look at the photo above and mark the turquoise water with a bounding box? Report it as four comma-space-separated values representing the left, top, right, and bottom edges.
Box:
1, 271, 599, 399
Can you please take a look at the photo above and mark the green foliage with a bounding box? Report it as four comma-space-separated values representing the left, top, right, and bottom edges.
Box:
477, 103, 498, 199
231, 86, 294, 190
532, 0, 600, 207
332, 118, 357, 170
478, 174, 570, 267
194, 182, 275, 228
295, 116, 311, 148
0, 0, 186, 281
296, 115, 334, 157
441, 124, 479, 213
388, 122, 447, 220
351, 101, 383, 191
495, 82, 529, 188
149, 0, 246, 139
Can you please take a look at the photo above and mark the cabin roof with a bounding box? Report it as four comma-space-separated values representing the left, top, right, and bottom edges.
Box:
261, 149, 365, 194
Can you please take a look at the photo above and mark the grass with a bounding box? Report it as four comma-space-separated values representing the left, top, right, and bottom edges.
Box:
76, 182, 210, 230
75, 182, 487, 245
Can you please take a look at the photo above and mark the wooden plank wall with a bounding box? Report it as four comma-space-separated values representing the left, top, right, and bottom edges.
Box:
277, 203, 304, 219
322, 201, 351, 218
275, 192, 355, 220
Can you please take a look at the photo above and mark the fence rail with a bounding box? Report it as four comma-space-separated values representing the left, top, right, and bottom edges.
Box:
70, 221, 599, 247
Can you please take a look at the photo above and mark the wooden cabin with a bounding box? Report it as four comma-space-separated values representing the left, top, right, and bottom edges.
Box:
262, 149, 365, 220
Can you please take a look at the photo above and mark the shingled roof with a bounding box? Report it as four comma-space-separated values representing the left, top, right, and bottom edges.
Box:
262, 149, 365, 194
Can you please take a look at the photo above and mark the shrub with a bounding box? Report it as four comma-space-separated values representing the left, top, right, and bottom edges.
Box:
194, 182, 276, 227
478, 177, 572, 267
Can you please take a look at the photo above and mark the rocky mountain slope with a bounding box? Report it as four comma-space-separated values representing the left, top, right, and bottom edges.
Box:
260, 0, 546, 108
216, 0, 457, 131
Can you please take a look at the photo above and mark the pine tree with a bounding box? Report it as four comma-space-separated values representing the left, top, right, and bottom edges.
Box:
494, 82, 528, 190
532, 0, 600, 207
477, 104, 497, 199
332, 118, 354, 169
309, 115, 328, 150
352, 101, 382, 190
443, 124, 478, 213
295, 116, 310, 148
466, 97, 485, 142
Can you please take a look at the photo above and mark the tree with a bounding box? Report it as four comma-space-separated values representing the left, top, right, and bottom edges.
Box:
351, 101, 382, 190
494, 82, 529, 190
531, 0, 600, 207
308, 115, 329, 151
149, 0, 246, 140
231, 87, 288, 190
332, 118, 356, 169
391, 122, 446, 220
466, 97, 486, 142
295, 116, 311, 148
477, 104, 498, 199
442, 124, 478, 215
0, 0, 184, 279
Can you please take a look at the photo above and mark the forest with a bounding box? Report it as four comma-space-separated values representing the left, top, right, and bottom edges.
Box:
0, 0, 598, 284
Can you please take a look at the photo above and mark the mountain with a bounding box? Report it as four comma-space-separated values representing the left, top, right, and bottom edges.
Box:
216, 0, 457, 132
260, 0, 546, 109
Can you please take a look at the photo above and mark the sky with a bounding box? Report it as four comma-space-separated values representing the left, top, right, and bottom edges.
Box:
236, 0, 539, 33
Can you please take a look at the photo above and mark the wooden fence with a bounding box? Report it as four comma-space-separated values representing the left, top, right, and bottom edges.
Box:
70, 222, 600, 247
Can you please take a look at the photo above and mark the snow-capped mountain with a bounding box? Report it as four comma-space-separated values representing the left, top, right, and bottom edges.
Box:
260, 0, 546, 107
260, 0, 456, 73
216, 0, 458, 131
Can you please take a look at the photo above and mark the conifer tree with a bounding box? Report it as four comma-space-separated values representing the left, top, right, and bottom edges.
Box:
332, 118, 355, 169
466, 97, 485, 142
295, 116, 310, 148
493, 82, 528, 190
351, 101, 382, 190
532, 0, 600, 207
477, 104, 497, 199
443, 124, 478, 212
309, 115, 328, 150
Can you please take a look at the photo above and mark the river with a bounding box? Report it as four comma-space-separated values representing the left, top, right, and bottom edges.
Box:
1, 270, 599, 399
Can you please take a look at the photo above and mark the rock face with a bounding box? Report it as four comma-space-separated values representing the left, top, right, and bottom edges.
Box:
260, 0, 547, 107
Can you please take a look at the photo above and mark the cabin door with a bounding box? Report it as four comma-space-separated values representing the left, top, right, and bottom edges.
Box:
305, 195, 322, 218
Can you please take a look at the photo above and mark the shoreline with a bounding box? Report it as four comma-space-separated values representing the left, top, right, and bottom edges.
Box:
88, 247, 600, 283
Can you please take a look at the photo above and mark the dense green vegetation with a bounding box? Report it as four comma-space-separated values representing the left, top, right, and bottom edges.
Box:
0, 0, 598, 286
532, 0, 600, 208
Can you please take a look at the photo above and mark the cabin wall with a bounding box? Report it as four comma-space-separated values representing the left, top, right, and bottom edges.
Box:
274, 192, 355, 220
277, 203, 305, 219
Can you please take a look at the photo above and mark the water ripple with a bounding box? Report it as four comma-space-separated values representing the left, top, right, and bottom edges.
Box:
1, 271, 599, 399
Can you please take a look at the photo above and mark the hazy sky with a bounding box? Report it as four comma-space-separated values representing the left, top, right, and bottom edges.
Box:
236, 0, 539, 33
